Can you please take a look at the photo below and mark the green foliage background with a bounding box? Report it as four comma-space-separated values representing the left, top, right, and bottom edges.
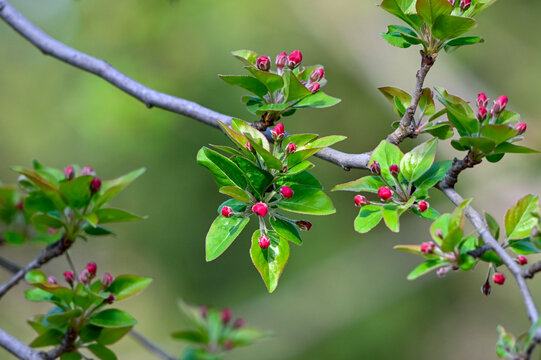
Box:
0, 0, 540, 358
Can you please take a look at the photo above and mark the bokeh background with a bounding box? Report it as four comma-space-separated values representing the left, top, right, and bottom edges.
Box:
1, 0, 540, 359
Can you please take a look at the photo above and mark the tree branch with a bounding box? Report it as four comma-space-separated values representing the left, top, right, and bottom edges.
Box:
129, 330, 177, 360
523, 261, 541, 280
0, 235, 72, 299
0, 327, 44, 360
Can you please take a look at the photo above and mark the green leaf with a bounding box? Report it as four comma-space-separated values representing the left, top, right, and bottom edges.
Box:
382, 205, 400, 232
413, 160, 452, 193
29, 329, 64, 348
494, 143, 539, 154
171, 330, 206, 343
25, 288, 54, 302
380, 0, 422, 29
369, 140, 404, 183
31, 213, 64, 229
432, 15, 477, 40
354, 205, 383, 234
231, 50, 259, 65
197, 147, 248, 189
424, 122, 454, 140
419, 88, 435, 116
282, 161, 314, 176
95, 208, 143, 224
219, 186, 251, 202
12, 168, 67, 211
60, 352, 82, 360
88, 344, 118, 360
106, 275, 152, 301
245, 67, 284, 93
94, 168, 146, 209
416, 0, 453, 27
283, 70, 312, 102
97, 326, 133, 345
282, 134, 318, 150
442, 228, 463, 253
485, 212, 500, 240
89, 309, 137, 328
277, 186, 335, 215
46, 309, 83, 328
232, 157, 273, 198
219, 75, 267, 97
332, 176, 386, 193
505, 195, 540, 240
307, 135, 347, 149
480, 124, 517, 145
407, 259, 446, 280
276, 171, 322, 190
206, 215, 250, 261
443, 36, 484, 52
293, 91, 341, 109
382, 32, 414, 48
59, 175, 93, 209
245, 135, 283, 170
250, 230, 290, 293
26, 269, 47, 284
231, 118, 270, 151
411, 206, 440, 220
378, 86, 412, 113
509, 239, 540, 255
400, 138, 438, 182
270, 217, 302, 245
459, 136, 496, 153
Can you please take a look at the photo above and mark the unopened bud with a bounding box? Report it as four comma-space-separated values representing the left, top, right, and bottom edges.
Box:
477, 92, 488, 108
246, 141, 252, 152
493, 272, 506, 285
370, 161, 381, 175
47, 276, 57, 285
460, 0, 471, 10
493, 95, 508, 114
280, 186, 294, 199
477, 106, 488, 122
271, 123, 285, 140
224, 340, 234, 350
378, 186, 393, 201
418, 200, 429, 213
252, 202, 268, 217
258, 234, 270, 249
307, 82, 320, 94
481, 279, 492, 296
64, 271, 75, 285
276, 52, 287, 69
515, 122, 527, 135
79, 269, 90, 284
81, 166, 95, 176
516, 255, 528, 266
437, 267, 449, 277
86, 262, 97, 277
435, 229, 443, 239
221, 206, 233, 218
221, 308, 232, 324
296, 220, 312, 231
287, 50, 302, 69
104, 294, 115, 304
233, 318, 245, 329
448, 0, 456, 6
420, 242, 435, 254
354, 195, 369, 207
310, 68, 325, 83
200, 306, 208, 318
256, 56, 271, 72
64, 166, 75, 180
389, 164, 399, 177
102, 273, 114, 288
90, 177, 102, 195
286, 142, 297, 153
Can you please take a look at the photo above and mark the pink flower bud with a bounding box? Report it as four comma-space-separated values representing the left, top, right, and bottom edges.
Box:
481, 279, 492, 296
258, 234, 271, 249
354, 195, 369, 207
435, 229, 443, 239
310, 68, 325, 83
493, 273, 505, 285
516, 255, 528, 265
200, 306, 208, 318
86, 262, 97, 277
16, 201, 24, 212
477, 106, 488, 122
370, 161, 381, 175
105, 294, 115, 304
493, 95, 508, 114
286, 142, 297, 153
233, 318, 245, 329
90, 177, 102, 195
224, 340, 235, 350
460, 0, 471, 10
64, 271, 75, 285
252, 202, 268, 217
515, 122, 527, 135
280, 186, 294, 199
437, 267, 449, 277
477, 92, 488, 108
81, 166, 95, 176
221, 206, 233, 218
102, 273, 114, 288
221, 308, 232, 324
389, 164, 399, 177
287, 50, 303, 69
420, 242, 435, 254
378, 186, 393, 201
447, 0, 456, 6
418, 200, 429, 213
307, 82, 320, 94
79, 269, 90, 284
47, 276, 58, 285
64, 166, 75, 180
246, 141, 252, 151
271, 123, 285, 140
276, 52, 287, 69
296, 220, 312, 231
256, 56, 271, 72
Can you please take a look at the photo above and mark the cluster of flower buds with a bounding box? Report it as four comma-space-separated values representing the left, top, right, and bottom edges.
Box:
64, 165, 102, 195
460, 0, 471, 10
63, 263, 115, 302
476, 93, 527, 135
420, 242, 436, 254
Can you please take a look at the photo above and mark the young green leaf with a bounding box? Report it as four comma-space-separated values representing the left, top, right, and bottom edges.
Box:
354, 205, 383, 234
87, 344, 118, 360
293, 91, 341, 109
432, 15, 477, 40
407, 259, 447, 280
332, 176, 387, 193
400, 138, 438, 182
197, 147, 248, 189
277, 186, 335, 215
382, 205, 400, 232
505, 195, 540, 240
89, 309, 137, 328
106, 275, 152, 301
416, 0, 453, 27
219, 75, 268, 97
206, 215, 250, 261
250, 230, 290, 293
270, 217, 302, 245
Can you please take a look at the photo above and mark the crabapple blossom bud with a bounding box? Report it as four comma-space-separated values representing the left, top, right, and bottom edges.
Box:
246, 141, 252, 151
493, 95, 508, 114
493, 273, 506, 285
17, 201, 23, 211
310, 68, 325, 83
64, 166, 75, 180
258, 235, 270, 249
420, 242, 435, 254
221, 308, 232, 324
448, 0, 456, 5
276, 52, 287, 69
435, 229, 443, 239
516, 255, 528, 265
389, 164, 399, 177
307, 82, 320, 94
437, 267, 449, 277
256, 56, 271, 72
280, 186, 294, 199
221, 206, 233, 218
90, 178, 102, 195
481, 279, 492, 296
477, 106, 488, 122
252, 202, 268, 217
86, 262, 97, 277
477, 92, 488, 108
378, 186, 393, 201
224, 340, 234, 350
296, 220, 312, 231
102, 273, 113, 288
105, 294, 115, 304
354, 195, 369, 207
460, 0, 471, 10
64, 271, 75, 285
287, 50, 302, 69
286, 142, 297, 153
271, 123, 285, 140
233, 318, 245, 329
370, 161, 381, 175
47, 276, 57, 285
515, 123, 527, 135
81, 166, 95, 176
200, 306, 208, 318
418, 200, 429, 213
79, 269, 90, 284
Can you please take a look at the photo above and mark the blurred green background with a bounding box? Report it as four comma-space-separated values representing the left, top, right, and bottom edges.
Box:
1, 0, 540, 359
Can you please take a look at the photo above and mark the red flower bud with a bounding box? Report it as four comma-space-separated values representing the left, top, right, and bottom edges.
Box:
271, 123, 285, 140
516, 255, 528, 265
307, 82, 320, 94
460, 0, 471, 10
221, 308, 232, 324
252, 202, 268, 217
256, 56, 271, 72
477, 92, 488, 108
86, 262, 97, 277
16, 201, 24, 212
515, 122, 527, 135
296, 220, 312, 231
200, 306, 208, 318
105, 294, 115, 304
286, 142, 297, 153
418, 200, 429, 213
221, 206, 233, 218
477, 106, 488, 122
233, 318, 245, 329
389, 164, 399, 177
81, 166, 95, 176
258, 234, 270, 249
47, 276, 58, 285
310, 68, 325, 83
493, 95, 508, 114
224, 340, 235, 350
64, 271, 75, 285
64, 166, 75, 180
378, 186, 393, 201
280, 186, 294, 199
420, 242, 435, 254
370, 161, 381, 175
287, 50, 303, 69
493, 272, 505, 285
90, 177, 102, 195
276, 52, 287, 69
354, 195, 369, 207
246, 141, 252, 151
481, 279, 492, 296
102, 272, 114, 288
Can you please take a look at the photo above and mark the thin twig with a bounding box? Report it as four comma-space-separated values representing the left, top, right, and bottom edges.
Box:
129, 330, 177, 360
0, 255, 22, 274
524, 261, 541, 280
